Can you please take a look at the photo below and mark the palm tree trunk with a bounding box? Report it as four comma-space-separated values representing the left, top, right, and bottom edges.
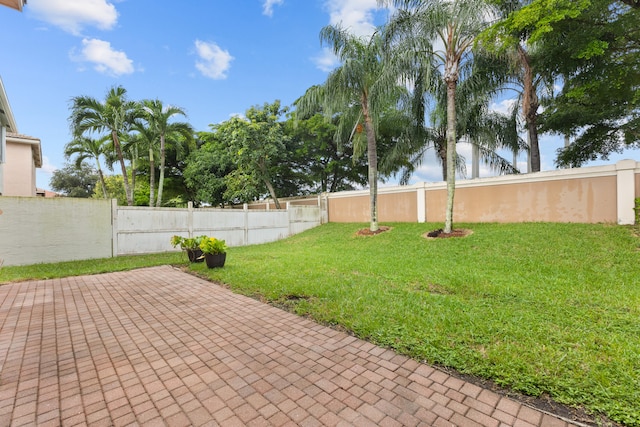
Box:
149, 148, 155, 207
438, 141, 447, 181
444, 79, 457, 234
112, 130, 133, 206
362, 98, 378, 232
527, 117, 540, 172
95, 160, 108, 199
156, 134, 166, 207
518, 45, 541, 173
131, 157, 136, 204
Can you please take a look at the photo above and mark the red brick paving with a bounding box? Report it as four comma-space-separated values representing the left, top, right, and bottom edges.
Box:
0, 266, 581, 426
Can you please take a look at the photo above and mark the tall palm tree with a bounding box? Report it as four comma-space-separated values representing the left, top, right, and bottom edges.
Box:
298, 26, 404, 232
70, 86, 142, 206
478, 0, 551, 173
141, 99, 193, 207
64, 136, 110, 198
129, 122, 160, 206
383, 0, 491, 233
382, 49, 524, 183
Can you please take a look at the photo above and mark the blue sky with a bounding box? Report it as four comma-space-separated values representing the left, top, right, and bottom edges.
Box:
0, 0, 637, 191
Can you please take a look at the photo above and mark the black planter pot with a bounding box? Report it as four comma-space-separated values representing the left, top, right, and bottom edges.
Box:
186, 248, 204, 263
204, 253, 226, 268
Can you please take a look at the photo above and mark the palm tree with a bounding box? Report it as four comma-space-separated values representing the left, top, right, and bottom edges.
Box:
383, 0, 491, 233
383, 50, 524, 183
70, 86, 142, 206
141, 99, 193, 207
298, 26, 404, 232
478, 1, 556, 173
129, 122, 160, 206
64, 136, 110, 198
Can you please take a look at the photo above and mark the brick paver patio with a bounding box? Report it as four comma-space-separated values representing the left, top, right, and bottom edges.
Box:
0, 266, 580, 426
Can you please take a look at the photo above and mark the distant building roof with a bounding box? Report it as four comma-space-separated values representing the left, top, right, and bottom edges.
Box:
0, 0, 26, 11
36, 188, 60, 198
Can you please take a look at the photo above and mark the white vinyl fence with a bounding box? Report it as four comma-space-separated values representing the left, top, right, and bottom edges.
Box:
0, 198, 322, 266
115, 202, 321, 256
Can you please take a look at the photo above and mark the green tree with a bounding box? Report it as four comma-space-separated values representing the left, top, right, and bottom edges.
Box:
141, 99, 194, 207
219, 101, 289, 208
93, 174, 127, 205
539, 0, 640, 166
63, 136, 110, 198
69, 86, 143, 206
286, 112, 370, 193
50, 163, 98, 198
484, 0, 640, 167
298, 27, 404, 232
383, 0, 491, 233
183, 132, 236, 207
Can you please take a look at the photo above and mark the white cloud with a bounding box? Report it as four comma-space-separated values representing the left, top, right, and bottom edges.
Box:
194, 40, 234, 80
313, 0, 388, 71
39, 156, 58, 175
489, 98, 518, 116
324, 0, 384, 38
28, 0, 118, 35
73, 38, 134, 76
312, 47, 340, 72
263, 0, 284, 16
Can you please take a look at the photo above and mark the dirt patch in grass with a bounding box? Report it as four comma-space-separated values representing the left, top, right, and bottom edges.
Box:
423, 228, 473, 239
356, 226, 391, 236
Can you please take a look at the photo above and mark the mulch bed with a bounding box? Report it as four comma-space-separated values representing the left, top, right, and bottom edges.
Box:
356, 226, 391, 236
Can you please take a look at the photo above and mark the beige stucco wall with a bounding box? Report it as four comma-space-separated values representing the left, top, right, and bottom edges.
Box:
379, 192, 417, 222
3, 141, 36, 196
635, 173, 640, 198
328, 190, 417, 223
325, 162, 633, 224
424, 176, 617, 223
328, 194, 369, 222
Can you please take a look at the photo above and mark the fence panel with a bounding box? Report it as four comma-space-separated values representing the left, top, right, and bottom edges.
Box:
115, 205, 322, 256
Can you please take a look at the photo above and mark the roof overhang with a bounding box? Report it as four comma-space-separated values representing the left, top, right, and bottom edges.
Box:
0, 77, 18, 133
6, 133, 42, 168
0, 0, 26, 11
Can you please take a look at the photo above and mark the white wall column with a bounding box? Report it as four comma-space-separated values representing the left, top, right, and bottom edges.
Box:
417, 184, 426, 223
616, 159, 637, 225
471, 143, 480, 179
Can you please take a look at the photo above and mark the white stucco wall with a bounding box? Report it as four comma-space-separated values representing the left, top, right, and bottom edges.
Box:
0, 197, 113, 266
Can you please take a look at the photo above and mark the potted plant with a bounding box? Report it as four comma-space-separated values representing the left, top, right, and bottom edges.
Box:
199, 236, 227, 268
170, 235, 207, 263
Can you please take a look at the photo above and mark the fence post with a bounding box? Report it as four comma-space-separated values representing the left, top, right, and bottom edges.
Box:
287, 202, 292, 236
321, 193, 329, 224
111, 199, 118, 257
188, 201, 194, 238
243, 203, 249, 245
417, 183, 426, 223
616, 159, 637, 225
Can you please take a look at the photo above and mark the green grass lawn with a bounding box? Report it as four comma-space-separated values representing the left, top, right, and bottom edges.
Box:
1, 222, 639, 425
